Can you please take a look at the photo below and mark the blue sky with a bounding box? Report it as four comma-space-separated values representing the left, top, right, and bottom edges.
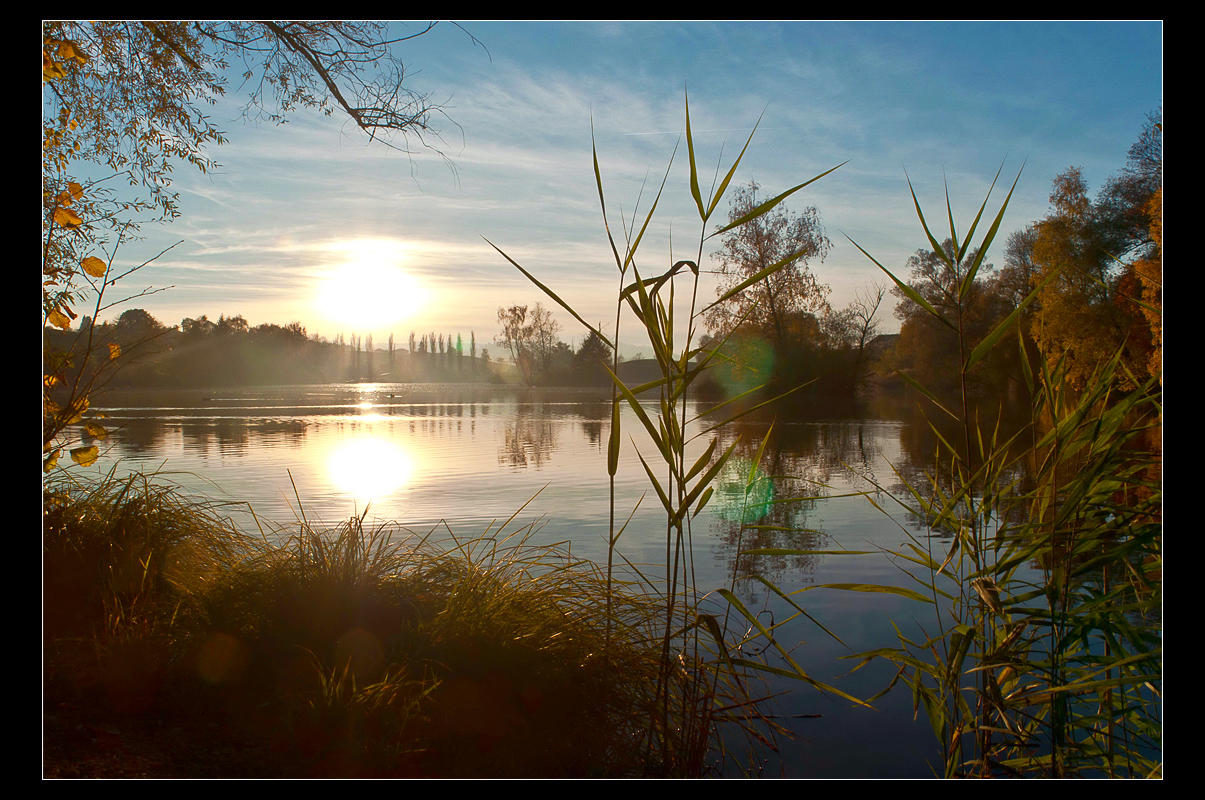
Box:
100, 21, 1162, 349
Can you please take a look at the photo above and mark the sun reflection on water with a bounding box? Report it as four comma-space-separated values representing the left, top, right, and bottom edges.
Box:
326, 434, 415, 503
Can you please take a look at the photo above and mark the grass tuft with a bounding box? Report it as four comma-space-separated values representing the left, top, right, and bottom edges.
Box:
43, 474, 678, 777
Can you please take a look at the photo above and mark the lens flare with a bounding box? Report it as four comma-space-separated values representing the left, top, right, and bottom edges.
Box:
714, 456, 776, 524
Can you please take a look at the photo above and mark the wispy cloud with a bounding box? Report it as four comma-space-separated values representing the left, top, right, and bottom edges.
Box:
110, 21, 1160, 342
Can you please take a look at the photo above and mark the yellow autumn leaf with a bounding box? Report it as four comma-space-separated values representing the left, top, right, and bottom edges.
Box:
48, 309, 71, 330
44, 373, 60, 390
70, 445, 99, 467
108, 342, 121, 360
82, 256, 107, 277
53, 207, 83, 229
57, 40, 88, 65
69, 181, 84, 200
84, 421, 108, 440
62, 397, 88, 425
43, 51, 66, 81
43, 449, 62, 473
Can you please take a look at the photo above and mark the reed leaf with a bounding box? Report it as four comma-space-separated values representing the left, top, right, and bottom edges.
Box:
704, 106, 765, 221
906, 171, 953, 267
709, 162, 847, 239
682, 439, 740, 512
685, 88, 706, 220
591, 121, 626, 273
799, 583, 934, 604
740, 574, 851, 650
604, 363, 667, 456
961, 165, 1023, 300
607, 399, 621, 477
965, 271, 1048, 370
684, 436, 719, 484
700, 245, 822, 314
716, 589, 868, 707
845, 233, 958, 333
483, 237, 613, 349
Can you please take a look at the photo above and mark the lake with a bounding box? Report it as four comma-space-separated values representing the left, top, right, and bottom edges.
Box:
64, 381, 1032, 777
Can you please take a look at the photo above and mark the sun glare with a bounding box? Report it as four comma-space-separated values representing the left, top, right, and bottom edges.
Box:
314, 239, 426, 333
326, 434, 414, 502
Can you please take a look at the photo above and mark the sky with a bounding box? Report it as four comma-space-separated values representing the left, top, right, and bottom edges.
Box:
87, 21, 1162, 352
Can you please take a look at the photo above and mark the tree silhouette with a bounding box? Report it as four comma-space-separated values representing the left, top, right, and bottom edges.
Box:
704, 180, 832, 359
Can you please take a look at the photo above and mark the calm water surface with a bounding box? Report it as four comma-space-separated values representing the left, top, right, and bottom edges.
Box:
70, 382, 1028, 777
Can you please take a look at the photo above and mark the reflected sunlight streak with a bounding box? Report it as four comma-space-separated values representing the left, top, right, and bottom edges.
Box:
326, 434, 416, 503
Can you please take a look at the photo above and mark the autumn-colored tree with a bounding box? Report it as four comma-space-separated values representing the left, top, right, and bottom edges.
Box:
1030, 160, 1159, 388
1021, 112, 1162, 391
1110, 114, 1161, 388
44, 22, 459, 334
704, 180, 832, 368
1133, 189, 1162, 385
1030, 169, 1112, 386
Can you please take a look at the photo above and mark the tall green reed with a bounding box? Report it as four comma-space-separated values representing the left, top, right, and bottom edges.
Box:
845, 171, 1162, 777
490, 93, 865, 775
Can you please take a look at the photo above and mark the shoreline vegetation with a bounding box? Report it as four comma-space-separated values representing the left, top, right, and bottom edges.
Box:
44, 472, 698, 778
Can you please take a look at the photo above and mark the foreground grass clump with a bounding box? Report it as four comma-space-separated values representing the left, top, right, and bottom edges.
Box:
43, 475, 670, 777
43, 473, 253, 719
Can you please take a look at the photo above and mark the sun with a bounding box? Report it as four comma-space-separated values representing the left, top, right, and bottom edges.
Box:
314, 239, 426, 333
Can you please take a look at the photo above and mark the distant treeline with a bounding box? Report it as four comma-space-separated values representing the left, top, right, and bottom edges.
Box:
42, 312, 626, 389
